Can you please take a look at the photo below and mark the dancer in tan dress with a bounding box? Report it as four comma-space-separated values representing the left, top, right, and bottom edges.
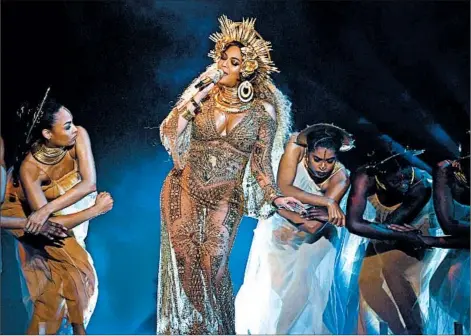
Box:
1, 93, 113, 334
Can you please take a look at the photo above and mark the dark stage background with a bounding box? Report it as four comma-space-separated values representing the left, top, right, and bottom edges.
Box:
1, 1, 469, 334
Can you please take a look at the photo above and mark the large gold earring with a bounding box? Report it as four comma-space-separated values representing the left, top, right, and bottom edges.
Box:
237, 80, 253, 103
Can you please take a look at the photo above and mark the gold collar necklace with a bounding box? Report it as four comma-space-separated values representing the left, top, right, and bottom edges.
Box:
214, 85, 252, 113
31, 142, 67, 165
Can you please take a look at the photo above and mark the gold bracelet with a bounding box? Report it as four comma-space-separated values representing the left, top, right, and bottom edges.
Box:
181, 107, 196, 121
190, 97, 200, 110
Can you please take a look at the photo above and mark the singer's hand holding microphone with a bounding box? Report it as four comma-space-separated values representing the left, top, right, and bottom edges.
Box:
181, 69, 224, 122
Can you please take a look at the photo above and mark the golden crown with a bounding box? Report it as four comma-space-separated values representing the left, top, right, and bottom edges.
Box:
209, 15, 279, 87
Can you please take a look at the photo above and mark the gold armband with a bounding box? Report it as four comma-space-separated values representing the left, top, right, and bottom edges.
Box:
181, 108, 196, 121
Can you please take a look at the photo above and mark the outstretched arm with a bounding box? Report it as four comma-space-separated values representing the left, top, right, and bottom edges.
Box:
346, 171, 422, 241
348, 170, 468, 249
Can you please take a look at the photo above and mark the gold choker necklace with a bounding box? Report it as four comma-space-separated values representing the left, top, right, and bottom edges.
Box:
31, 143, 67, 165
214, 85, 252, 113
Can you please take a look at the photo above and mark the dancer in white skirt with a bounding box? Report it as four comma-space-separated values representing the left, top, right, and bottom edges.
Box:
235, 124, 374, 334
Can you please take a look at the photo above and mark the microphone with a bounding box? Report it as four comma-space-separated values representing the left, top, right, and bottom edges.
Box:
195, 69, 224, 90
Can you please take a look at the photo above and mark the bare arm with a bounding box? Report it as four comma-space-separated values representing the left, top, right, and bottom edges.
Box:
347, 170, 468, 249
433, 161, 470, 235
24, 127, 99, 233
345, 171, 422, 241
40, 126, 96, 215
0, 137, 66, 238
48, 208, 101, 229
20, 161, 106, 230
0, 216, 27, 229
0, 215, 68, 240
325, 169, 350, 202
44, 192, 112, 230
277, 135, 349, 225
281, 168, 351, 229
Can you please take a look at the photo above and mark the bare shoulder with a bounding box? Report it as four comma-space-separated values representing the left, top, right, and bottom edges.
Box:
351, 169, 375, 192
260, 100, 276, 122
283, 133, 304, 161
20, 154, 42, 181
331, 166, 350, 185
73, 126, 91, 155
287, 132, 301, 145
76, 126, 89, 139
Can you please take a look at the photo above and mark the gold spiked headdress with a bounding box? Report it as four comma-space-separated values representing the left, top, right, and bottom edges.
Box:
209, 15, 279, 91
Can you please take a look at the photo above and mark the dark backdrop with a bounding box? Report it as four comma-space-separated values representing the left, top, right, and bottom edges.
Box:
1, 1, 469, 334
